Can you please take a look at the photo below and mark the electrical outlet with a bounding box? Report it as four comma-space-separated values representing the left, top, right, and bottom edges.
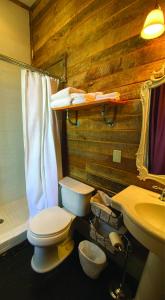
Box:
113, 150, 121, 163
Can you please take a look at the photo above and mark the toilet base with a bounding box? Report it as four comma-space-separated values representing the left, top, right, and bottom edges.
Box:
31, 238, 74, 273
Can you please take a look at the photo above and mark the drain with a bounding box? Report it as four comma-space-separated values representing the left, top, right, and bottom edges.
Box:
0, 219, 4, 224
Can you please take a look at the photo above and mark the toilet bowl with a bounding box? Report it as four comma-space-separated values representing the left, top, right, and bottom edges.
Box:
27, 206, 75, 273
27, 177, 94, 273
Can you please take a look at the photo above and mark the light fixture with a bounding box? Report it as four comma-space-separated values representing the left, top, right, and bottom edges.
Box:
141, 3, 165, 40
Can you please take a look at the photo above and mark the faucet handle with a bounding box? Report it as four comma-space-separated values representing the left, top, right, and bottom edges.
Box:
152, 185, 164, 192
152, 185, 165, 202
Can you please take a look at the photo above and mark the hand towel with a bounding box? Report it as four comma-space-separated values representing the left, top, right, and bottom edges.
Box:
50, 97, 71, 108
70, 93, 85, 103
98, 190, 113, 207
85, 92, 103, 102
51, 87, 86, 101
96, 92, 120, 101
72, 99, 85, 104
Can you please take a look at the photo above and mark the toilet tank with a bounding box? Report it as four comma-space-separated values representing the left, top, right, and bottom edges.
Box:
59, 177, 95, 217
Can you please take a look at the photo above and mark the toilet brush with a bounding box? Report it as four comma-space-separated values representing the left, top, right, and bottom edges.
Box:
109, 233, 132, 300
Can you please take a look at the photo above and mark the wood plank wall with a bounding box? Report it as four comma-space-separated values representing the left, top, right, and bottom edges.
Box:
30, 0, 165, 195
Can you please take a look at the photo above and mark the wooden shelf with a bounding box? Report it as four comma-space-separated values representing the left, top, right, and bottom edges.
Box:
51, 98, 128, 111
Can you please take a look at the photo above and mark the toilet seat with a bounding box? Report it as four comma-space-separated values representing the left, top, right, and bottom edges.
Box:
27, 224, 70, 247
27, 206, 72, 247
29, 206, 72, 237
29, 222, 71, 239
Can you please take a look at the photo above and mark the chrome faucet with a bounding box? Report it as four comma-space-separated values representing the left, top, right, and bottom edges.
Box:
152, 186, 165, 202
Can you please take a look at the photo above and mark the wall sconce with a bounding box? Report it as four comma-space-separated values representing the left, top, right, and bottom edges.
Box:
141, 4, 165, 39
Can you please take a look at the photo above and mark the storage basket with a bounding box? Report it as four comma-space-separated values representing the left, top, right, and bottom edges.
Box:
90, 194, 123, 229
89, 218, 116, 254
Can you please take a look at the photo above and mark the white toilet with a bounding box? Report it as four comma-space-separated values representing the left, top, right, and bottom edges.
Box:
27, 177, 94, 273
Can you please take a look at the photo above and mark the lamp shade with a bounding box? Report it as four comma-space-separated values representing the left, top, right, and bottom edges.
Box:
141, 6, 165, 39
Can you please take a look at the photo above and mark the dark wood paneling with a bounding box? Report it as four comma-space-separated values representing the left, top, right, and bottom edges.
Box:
30, 0, 165, 194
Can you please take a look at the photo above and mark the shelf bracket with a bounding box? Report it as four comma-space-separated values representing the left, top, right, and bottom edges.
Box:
66, 109, 79, 126
101, 104, 117, 127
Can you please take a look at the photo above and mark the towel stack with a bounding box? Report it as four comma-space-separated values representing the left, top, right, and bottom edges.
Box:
50, 87, 86, 108
50, 87, 121, 108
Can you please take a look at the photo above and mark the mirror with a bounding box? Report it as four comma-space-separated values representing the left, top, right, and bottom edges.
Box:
136, 64, 165, 185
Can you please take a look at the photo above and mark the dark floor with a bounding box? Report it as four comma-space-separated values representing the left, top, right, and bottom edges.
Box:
0, 233, 137, 300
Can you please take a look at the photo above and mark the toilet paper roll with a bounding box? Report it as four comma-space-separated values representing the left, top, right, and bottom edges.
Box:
109, 232, 124, 251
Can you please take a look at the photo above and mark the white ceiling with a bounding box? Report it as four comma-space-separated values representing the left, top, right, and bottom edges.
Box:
19, 0, 36, 7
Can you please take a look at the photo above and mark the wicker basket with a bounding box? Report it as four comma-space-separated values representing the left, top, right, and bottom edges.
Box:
90, 194, 123, 229
90, 218, 116, 254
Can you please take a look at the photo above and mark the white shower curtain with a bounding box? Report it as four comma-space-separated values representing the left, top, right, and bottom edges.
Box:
21, 70, 62, 217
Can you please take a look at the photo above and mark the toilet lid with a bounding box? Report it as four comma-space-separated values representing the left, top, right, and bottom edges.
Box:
29, 206, 72, 237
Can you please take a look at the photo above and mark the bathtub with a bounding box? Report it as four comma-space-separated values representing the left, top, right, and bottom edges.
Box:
0, 198, 29, 254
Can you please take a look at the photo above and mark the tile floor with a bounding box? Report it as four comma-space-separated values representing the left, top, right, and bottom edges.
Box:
0, 234, 137, 300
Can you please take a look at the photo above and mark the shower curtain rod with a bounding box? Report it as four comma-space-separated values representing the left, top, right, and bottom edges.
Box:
0, 53, 66, 83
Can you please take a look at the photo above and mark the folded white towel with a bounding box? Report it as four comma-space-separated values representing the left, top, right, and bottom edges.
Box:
98, 190, 114, 208
70, 93, 85, 98
71, 93, 85, 103
51, 87, 86, 101
50, 97, 71, 108
87, 92, 103, 97
96, 92, 120, 101
72, 98, 85, 105
70, 93, 85, 102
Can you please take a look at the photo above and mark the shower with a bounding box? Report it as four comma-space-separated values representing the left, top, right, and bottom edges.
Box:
0, 58, 28, 254
0, 53, 65, 255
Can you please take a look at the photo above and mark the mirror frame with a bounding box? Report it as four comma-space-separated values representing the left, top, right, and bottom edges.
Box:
136, 64, 165, 185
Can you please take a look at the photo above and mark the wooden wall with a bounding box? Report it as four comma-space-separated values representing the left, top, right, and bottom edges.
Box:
30, 0, 165, 195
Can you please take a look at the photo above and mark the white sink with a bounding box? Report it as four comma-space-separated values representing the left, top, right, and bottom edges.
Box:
111, 185, 165, 300
111, 185, 165, 258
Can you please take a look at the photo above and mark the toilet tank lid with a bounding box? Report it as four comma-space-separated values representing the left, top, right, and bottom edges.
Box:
59, 177, 95, 195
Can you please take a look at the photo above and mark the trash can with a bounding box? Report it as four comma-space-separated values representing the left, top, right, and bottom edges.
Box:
78, 240, 107, 279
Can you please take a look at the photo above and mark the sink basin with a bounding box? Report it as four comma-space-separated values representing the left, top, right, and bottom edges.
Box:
111, 185, 165, 300
135, 203, 165, 236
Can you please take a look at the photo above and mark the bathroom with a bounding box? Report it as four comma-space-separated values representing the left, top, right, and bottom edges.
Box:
0, 0, 165, 299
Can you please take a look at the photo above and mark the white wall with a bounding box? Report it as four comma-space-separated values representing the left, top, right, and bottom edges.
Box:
0, 0, 31, 204
0, 0, 31, 62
